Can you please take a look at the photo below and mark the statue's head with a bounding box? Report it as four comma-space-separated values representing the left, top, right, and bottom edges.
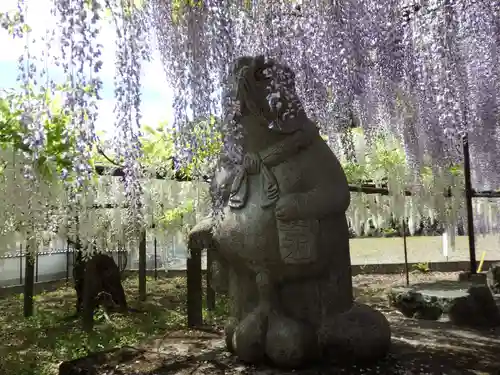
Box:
225, 55, 307, 135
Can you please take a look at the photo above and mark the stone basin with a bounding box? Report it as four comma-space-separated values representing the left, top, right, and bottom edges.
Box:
388, 280, 500, 328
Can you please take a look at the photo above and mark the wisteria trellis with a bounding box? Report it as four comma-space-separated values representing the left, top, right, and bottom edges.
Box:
1, 0, 500, 255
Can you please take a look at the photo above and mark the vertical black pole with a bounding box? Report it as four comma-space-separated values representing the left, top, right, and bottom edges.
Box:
402, 217, 409, 286
65, 240, 70, 282
118, 249, 122, 272
184, 212, 203, 326
35, 251, 39, 282
154, 236, 158, 280
462, 134, 477, 274
19, 244, 23, 285
138, 230, 147, 301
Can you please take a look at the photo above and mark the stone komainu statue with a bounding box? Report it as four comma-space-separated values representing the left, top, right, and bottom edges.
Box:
189, 55, 391, 368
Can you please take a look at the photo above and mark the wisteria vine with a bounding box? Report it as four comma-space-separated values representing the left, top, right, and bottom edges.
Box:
153, 0, 500, 186
150, 0, 500, 237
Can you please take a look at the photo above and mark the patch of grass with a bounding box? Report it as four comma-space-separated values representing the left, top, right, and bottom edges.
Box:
0, 276, 228, 375
349, 234, 500, 264
411, 262, 431, 274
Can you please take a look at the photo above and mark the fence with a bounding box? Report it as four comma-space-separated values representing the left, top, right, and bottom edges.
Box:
0, 235, 209, 288
2, 233, 500, 289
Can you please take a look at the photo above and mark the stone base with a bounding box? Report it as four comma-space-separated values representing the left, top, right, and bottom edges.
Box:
388, 280, 500, 328
458, 271, 487, 284
319, 303, 391, 365
225, 302, 391, 368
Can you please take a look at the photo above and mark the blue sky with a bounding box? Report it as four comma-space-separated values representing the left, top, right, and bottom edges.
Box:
0, 0, 174, 134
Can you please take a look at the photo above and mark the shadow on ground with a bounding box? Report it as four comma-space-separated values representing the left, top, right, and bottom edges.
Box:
60, 299, 500, 374
4, 272, 500, 375
59, 330, 500, 375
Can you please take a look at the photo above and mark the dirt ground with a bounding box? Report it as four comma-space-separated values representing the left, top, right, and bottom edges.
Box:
60, 272, 500, 375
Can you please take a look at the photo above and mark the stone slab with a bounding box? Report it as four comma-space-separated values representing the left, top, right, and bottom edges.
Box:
388, 280, 500, 328
458, 271, 487, 284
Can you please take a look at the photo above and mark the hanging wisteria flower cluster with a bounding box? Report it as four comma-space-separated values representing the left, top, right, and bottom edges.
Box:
0, 0, 154, 256
54, 0, 102, 188
152, 0, 500, 182
150, 0, 500, 235
0, 0, 62, 253
332, 128, 464, 236
0, 146, 65, 254
110, 0, 151, 232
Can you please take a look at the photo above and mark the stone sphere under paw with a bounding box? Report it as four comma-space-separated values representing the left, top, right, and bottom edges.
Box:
232, 309, 268, 363
319, 303, 391, 364
265, 312, 317, 368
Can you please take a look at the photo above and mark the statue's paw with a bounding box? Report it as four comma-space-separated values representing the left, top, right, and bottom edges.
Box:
319, 303, 391, 365
265, 312, 317, 368
275, 194, 301, 221
188, 219, 214, 250
232, 308, 268, 363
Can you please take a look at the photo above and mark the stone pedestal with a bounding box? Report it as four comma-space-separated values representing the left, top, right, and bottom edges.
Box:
389, 280, 500, 328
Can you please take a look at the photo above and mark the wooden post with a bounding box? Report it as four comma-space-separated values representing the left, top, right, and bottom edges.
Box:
19, 244, 23, 284
187, 247, 203, 328
65, 240, 70, 282
35, 251, 39, 282
402, 218, 409, 286
154, 236, 158, 280
462, 134, 477, 274
138, 230, 147, 301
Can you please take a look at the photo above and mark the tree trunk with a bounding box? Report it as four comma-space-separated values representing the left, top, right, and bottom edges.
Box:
73, 252, 127, 331
23, 248, 35, 318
